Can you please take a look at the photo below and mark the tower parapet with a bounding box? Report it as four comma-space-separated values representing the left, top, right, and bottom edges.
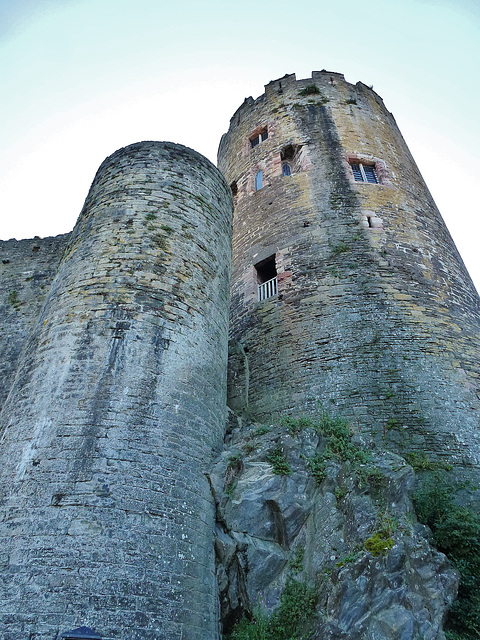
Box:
219, 71, 480, 472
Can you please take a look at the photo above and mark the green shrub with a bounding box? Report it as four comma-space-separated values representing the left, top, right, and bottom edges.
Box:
406, 451, 452, 472
289, 545, 305, 574
335, 551, 358, 567
304, 453, 327, 485
265, 446, 291, 476
356, 466, 386, 490
281, 415, 313, 435
280, 408, 368, 466
298, 84, 320, 96
253, 425, 271, 437
225, 453, 243, 499
334, 485, 348, 501
228, 580, 317, 639
414, 473, 480, 638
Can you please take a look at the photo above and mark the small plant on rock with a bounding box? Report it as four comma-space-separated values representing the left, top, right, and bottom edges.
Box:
364, 531, 394, 556
406, 451, 452, 472
253, 425, 271, 437
265, 446, 291, 476
228, 580, 317, 640
303, 453, 327, 485
281, 414, 312, 436
298, 84, 320, 96
289, 545, 305, 574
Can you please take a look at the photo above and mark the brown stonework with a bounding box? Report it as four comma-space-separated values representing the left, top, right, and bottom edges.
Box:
218, 71, 480, 477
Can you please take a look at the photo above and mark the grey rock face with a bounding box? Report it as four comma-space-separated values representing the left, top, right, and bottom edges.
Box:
211, 417, 458, 639
0, 142, 232, 640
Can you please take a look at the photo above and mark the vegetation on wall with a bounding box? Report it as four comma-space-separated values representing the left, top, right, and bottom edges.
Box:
281, 408, 369, 466
413, 472, 480, 639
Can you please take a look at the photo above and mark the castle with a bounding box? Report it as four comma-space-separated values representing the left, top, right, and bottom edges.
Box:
0, 71, 479, 639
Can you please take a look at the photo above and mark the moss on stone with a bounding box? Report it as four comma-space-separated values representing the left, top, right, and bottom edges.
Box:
364, 532, 394, 556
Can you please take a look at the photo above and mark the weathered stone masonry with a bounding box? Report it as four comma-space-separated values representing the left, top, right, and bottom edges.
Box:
219, 71, 480, 475
0, 71, 479, 639
0, 234, 69, 412
0, 142, 232, 639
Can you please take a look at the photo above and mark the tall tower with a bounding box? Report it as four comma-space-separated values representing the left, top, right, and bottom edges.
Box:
0, 142, 232, 639
218, 71, 480, 473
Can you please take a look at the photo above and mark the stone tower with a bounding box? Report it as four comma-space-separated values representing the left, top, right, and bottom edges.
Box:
218, 71, 480, 474
0, 142, 232, 639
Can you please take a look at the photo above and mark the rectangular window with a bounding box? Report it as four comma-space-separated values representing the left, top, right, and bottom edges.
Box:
250, 128, 268, 148
255, 255, 278, 301
351, 162, 378, 183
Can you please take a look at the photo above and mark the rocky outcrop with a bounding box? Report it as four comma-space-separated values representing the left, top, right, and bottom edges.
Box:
210, 410, 458, 639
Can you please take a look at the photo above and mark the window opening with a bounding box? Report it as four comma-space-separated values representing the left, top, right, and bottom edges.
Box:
351, 162, 378, 183
255, 170, 263, 191
230, 181, 238, 196
281, 145, 296, 161
255, 255, 278, 301
250, 128, 268, 148
280, 144, 302, 174
367, 216, 373, 228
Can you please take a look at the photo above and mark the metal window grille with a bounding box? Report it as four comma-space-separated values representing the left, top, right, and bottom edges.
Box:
351, 163, 363, 181
351, 162, 378, 183
258, 276, 278, 301
282, 163, 291, 177
363, 165, 378, 183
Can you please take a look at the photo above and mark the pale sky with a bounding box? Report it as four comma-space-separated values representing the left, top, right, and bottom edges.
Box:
1, 0, 479, 292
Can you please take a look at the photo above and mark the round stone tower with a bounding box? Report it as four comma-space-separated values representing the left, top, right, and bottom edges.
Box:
0, 142, 232, 639
218, 71, 480, 472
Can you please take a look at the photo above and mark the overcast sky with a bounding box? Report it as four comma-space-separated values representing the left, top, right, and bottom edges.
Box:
1, 0, 479, 291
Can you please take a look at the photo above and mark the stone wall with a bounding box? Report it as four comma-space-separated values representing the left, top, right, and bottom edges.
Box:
218, 71, 480, 473
0, 141, 232, 640
0, 234, 69, 411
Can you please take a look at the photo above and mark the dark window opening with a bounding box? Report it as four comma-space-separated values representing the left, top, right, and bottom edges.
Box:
230, 181, 238, 196
281, 144, 297, 162
280, 144, 302, 174
255, 255, 278, 301
350, 162, 378, 183
367, 216, 373, 228
250, 128, 268, 148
